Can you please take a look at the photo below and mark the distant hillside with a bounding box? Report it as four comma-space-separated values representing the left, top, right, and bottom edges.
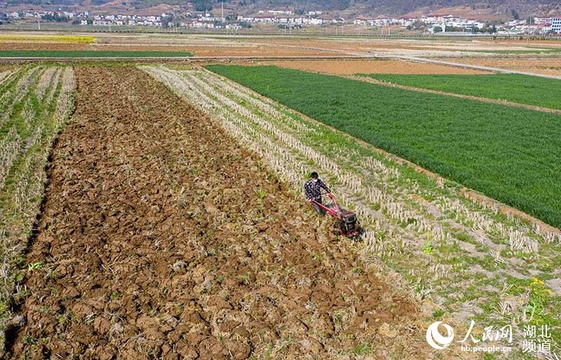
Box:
234, 0, 559, 15
185, 0, 560, 19
5, 0, 561, 19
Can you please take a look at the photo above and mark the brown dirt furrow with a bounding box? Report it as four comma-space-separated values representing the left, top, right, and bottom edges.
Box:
9, 66, 428, 359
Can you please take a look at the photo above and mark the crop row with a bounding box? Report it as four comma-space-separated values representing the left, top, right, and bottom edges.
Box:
0, 35, 96, 43
206, 65, 561, 230
0, 64, 75, 356
362, 73, 561, 111
141, 65, 561, 355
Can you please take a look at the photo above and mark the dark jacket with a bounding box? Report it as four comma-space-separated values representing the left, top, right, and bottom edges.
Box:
304, 178, 330, 202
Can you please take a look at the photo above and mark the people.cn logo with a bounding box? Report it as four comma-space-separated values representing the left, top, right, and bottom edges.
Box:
426, 321, 455, 350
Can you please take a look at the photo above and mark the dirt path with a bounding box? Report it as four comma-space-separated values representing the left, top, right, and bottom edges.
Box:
261, 58, 489, 75
382, 54, 561, 80
8, 66, 428, 359
347, 75, 561, 115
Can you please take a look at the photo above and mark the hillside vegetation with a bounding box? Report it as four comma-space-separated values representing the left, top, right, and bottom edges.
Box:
4, 0, 560, 18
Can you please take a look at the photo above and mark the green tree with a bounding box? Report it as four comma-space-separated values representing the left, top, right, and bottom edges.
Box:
162, 15, 174, 28
511, 9, 520, 20
41, 13, 69, 22
193, 0, 213, 12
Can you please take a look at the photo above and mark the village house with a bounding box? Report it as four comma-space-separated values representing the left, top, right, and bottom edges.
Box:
0, 5, 559, 34
552, 17, 561, 33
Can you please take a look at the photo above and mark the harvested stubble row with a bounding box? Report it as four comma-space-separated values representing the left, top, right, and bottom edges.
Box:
0, 64, 75, 357
9, 66, 427, 359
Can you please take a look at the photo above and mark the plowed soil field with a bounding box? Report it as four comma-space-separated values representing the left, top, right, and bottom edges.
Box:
8, 67, 427, 359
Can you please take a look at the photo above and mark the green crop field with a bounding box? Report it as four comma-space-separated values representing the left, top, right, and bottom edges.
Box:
206, 65, 561, 228
361, 73, 561, 110
0, 50, 193, 58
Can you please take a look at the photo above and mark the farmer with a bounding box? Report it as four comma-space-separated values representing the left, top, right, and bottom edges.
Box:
304, 171, 332, 215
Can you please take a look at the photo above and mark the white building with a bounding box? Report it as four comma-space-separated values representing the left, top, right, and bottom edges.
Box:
552, 17, 561, 33
303, 17, 323, 25
93, 20, 111, 26
268, 10, 293, 15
